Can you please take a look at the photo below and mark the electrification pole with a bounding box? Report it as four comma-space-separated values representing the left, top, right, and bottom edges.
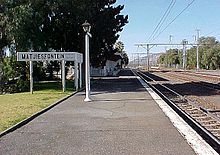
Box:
147, 44, 150, 71
135, 42, 202, 71
196, 29, 200, 71
138, 53, 140, 68
169, 35, 173, 49
182, 40, 188, 70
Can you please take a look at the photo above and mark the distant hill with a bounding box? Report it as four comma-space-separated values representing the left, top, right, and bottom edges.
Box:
128, 53, 163, 67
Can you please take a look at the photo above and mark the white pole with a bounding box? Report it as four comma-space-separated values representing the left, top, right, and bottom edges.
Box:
88, 63, 91, 93
79, 63, 82, 88
183, 44, 185, 69
62, 60, 66, 92
84, 33, 91, 102
196, 29, 200, 71
30, 60, 33, 94
147, 44, 150, 71
74, 61, 78, 90
77, 63, 79, 89
182, 40, 187, 70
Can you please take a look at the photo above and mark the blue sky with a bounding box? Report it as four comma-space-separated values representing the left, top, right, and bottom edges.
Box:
115, 0, 220, 59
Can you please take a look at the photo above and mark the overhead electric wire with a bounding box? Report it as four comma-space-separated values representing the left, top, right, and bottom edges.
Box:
147, 0, 176, 43
205, 28, 220, 36
151, 0, 196, 42
149, 0, 176, 43
147, 0, 175, 42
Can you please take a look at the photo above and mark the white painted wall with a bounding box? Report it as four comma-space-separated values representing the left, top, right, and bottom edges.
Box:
90, 59, 122, 76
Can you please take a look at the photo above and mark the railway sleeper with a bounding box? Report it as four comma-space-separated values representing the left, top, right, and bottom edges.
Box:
183, 108, 200, 113
190, 114, 207, 118
201, 121, 218, 125
172, 97, 187, 102
175, 103, 189, 107
170, 98, 184, 103
193, 116, 210, 121
204, 124, 220, 128
181, 107, 196, 111
214, 132, 220, 136
179, 104, 193, 108
189, 111, 205, 114
209, 129, 220, 134
195, 117, 213, 122
187, 109, 204, 113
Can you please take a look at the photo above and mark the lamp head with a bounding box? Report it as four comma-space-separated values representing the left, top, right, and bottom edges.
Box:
82, 21, 91, 33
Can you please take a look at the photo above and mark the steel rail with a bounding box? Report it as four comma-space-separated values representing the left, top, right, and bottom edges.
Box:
134, 70, 220, 153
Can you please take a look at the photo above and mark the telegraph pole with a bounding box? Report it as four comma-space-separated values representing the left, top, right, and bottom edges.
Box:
196, 29, 200, 71
182, 40, 188, 70
169, 35, 173, 49
147, 44, 150, 71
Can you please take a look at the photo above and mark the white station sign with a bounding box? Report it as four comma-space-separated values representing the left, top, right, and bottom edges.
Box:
17, 52, 83, 63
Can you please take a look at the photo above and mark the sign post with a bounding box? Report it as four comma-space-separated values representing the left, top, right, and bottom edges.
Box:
62, 60, 66, 92
79, 63, 82, 88
30, 58, 33, 94
17, 52, 83, 93
74, 61, 78, 90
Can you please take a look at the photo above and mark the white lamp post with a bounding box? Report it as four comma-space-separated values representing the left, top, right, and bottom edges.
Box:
82, 21, 92, 102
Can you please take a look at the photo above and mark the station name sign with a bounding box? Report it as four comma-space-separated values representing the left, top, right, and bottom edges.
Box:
17, 52, 83, 63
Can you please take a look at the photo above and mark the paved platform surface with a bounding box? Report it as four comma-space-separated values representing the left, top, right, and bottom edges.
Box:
0, 69, 196, 155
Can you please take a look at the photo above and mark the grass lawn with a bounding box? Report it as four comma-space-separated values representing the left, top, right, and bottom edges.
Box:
0, 81, 74, 132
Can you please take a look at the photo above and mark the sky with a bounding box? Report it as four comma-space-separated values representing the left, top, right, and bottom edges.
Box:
115, 0, 220, 59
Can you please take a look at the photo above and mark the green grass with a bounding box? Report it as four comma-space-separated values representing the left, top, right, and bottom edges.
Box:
0, 81, 74, 132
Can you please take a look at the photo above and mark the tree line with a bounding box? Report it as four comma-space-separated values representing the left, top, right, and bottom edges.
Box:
0, 0, 128, 94
158, 37, 220, 70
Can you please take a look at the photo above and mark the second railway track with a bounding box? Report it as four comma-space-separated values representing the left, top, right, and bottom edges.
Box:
134, 69, 220, 153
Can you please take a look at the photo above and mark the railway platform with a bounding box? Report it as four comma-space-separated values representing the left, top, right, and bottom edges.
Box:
0, 69, 208, 155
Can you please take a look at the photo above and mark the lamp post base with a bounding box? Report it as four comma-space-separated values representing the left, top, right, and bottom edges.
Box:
84, 97, 92, 102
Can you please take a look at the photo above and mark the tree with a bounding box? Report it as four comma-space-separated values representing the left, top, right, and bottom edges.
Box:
199, 37, 220, 69
114, 41, 129, 67
167, 49, 179, 67
121, 52, 129, 66
157, 53, 166, 66
88, 2, 128, 67
199, 36, 218, 48
0, 2, 12, 93
2, 0, 128, 64
201, 47, 220, 70
0, 0, 128, 93
158, 49, 179, 68
115, 41, 124, 53
186, 47, 196, 69
158, 36, 220, 70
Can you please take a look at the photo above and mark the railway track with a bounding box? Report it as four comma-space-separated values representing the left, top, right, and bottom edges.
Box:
149, 70, 220, 111
165, 71, 220, 90
134, 70, 220, 153
180, 71, 220, 84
